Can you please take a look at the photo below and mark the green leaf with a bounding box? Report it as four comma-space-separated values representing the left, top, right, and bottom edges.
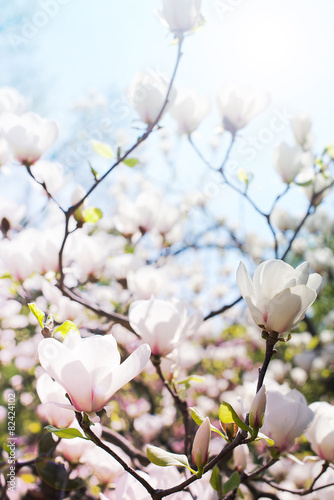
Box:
210, 466, 221, 492
222, 471, 240, 495
325, 144, 334, 159
190, 407, 227, 440
219, 402, 252, 434
28, 302, 45, 328
256, 432, 275, 446
176, 375, 204, 385
90, 140, 114, 159
146, 445, 190, 469
54, 321, 80, 340
35, 457, 85, 490
123, 158, 140, 168
82, 207, 103, 224
89, 162, 98, 180
45, 426, 90, 440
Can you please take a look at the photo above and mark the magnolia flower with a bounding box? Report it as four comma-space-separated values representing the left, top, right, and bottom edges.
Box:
170, 87, 210, 135
261, 389, 314, 452
156, 0, 203, 35
36, 373, 75, 429
217, 83, 270, 136
305, 402, 334, 462
129, 298, 202, 357
237, 260, 322, 334
290, 111, 312, 149
301, 171, 333, 206
249, 385, 266, 429
273, 142, 313, 184
127, 71, 176, 125
38, 331, 151, 413
0, 112, 58, 165
192, 417, 211, 468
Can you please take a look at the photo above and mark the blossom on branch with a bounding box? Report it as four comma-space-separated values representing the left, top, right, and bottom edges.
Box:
305, 401, 334, 462
170, 87, 211, 135
38, 331, 151, 413
237, 259, 322, 334
129, 297, 202, 357
156, 0, 203, 35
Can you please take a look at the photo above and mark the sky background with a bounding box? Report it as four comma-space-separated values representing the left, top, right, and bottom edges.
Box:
1, 0, 334, 238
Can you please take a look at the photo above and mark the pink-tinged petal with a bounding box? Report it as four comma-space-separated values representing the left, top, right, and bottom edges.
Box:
266, 285, 316, 333
74, 334, 120, 388
98, 343, 151, 408
38, 338, 93, 412
307, 272, 322, 293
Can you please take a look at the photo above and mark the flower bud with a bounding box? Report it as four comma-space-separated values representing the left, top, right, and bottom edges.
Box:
249, 385, 266, 429
191, 417, 211, 469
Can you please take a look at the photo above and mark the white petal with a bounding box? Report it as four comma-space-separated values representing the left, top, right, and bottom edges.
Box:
266, 285, 316, 333
306, 273, 322, 293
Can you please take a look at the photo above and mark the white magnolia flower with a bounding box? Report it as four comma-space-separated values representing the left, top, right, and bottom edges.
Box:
237, 260, 322, 334
301, 170, 333, 206
127, 71, 176, 125
38, 331, 151, 413
273, 142, 313, 184
129, 297, 202, 357
290, 111, 313, 149
36, 373, 74, 429
305, 401, 334, 462
261, 389, 314, 452
156, 0, 203, 35
217, 83, 270, 135
170, 87, 210, 134
0, 112, 58, 165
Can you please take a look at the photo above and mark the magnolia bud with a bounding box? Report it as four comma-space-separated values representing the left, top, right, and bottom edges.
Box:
249, 385, 266, 429
192, 417, 211, 470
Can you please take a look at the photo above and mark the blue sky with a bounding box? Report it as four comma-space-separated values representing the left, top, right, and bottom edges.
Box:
2, 0, 334, 234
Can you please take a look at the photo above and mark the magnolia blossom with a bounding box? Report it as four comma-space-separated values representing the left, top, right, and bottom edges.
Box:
217, 83, 270, 135
156, 0, 203, 34
301, 170, 333, 206
192, 417, 211, 468
0, 112, 58, 165
38, 331, 151, 413
261, 389, 314, 452
305, 401, 334, 462
127, 71, 176, 125
237, 260, 322, 334
249, 385, 266, 429
170, 87, 210, 135
36, 373, 75, 429
290, 111, 312, 149
273, 142, 313, 184
129, 298, 202, 357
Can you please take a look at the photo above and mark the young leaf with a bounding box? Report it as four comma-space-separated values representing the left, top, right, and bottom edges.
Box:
222, 471, 240, 495
190, 407, 227, 440
90, 140, 114, 159
28, 302, 45, 329
82, 207, 103, 224
146, 445, 190, 469
45, 426, 90, 440
210, 466, 221, 492
256, 432, 275, 446
219, 402, 252, 434
123, 158, 140, 168
54, 321, 80, 340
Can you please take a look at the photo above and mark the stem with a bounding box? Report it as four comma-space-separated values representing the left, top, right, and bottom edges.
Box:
75, 412, 156, 497
256, 331, 279, 393
151, 357, 192, 458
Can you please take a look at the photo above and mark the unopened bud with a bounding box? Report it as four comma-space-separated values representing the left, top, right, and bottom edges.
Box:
192, 417, 211, 470
249, 385, 266, 429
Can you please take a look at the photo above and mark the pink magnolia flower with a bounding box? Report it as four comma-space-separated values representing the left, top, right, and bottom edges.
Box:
305, 401, 334, 462
38, 331, 151, 413
237, 260, 322, 334
261, 389, 314, 452
129, 298, 202, 357
0, 111, 58, 165
192, 417, 211, 468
